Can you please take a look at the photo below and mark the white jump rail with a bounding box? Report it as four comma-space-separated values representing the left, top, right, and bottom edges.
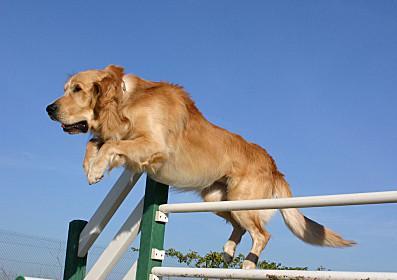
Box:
16, 277, 55, 280
151, 267, 397, 280
84, 198, 143, 280
78, 170, 142, 257
152, 190, 397, 280
159, 190, 397, 213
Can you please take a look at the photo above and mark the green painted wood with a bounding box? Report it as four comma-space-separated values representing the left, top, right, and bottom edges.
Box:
136, 176, 169, 280
63, 220, 88, 280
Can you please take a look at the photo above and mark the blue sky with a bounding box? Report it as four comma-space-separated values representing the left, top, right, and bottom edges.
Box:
0, 0, 396, 273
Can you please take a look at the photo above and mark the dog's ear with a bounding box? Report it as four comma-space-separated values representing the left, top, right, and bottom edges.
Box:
92, 65, 124, 96
92, 82, 101, 95
104, 65, 124, 80
93, 66, 125, 110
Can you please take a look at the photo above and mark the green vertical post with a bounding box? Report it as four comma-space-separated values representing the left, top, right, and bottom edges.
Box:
63, 220, 88, 280
136, 176, 169, 280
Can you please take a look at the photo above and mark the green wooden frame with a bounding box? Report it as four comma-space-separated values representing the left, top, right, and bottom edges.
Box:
136, 176, 169, 280
62, 176, 169, 280
63, 220, 88, 280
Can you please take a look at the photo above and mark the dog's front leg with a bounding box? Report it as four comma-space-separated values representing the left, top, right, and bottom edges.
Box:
87, 137, 166, 185
83, 138, 103, 177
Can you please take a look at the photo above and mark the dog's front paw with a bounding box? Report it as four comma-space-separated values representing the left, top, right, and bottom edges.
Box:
87, 164, 105, 185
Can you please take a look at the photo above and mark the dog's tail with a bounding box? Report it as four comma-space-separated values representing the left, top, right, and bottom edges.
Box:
274, 173, 356, 247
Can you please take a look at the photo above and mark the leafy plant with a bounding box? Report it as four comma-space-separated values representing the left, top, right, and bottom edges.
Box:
164, 248, 308, 271
132, 247, 315, 279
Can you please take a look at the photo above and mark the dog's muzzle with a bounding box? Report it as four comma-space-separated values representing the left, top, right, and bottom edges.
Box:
46, 102, 89, 134
46, 103, 58, 120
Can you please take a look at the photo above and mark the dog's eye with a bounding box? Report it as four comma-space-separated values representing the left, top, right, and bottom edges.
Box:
73, 85, 82, 92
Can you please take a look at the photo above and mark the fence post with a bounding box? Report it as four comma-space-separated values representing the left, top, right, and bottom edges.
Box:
136, 176, 169, 280
64, 220, 88, 280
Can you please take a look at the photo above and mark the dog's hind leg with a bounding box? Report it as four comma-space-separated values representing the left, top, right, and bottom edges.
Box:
230, 210, 273, 269
222, 221, 246, 263
201, 183, 246, 263
227, 177, 276, 269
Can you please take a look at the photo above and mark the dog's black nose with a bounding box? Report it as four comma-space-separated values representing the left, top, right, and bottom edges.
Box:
46, 103, 58, 115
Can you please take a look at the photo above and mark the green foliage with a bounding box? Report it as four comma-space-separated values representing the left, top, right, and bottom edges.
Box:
165, 248, 236, 269
131, 247, 322, 279
132, 246, 308, 269
164, 248, 308, 271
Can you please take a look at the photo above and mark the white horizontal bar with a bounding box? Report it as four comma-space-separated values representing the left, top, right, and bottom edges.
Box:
122, 260, 137, 280
19, 277, 54, 280
159, 190, 397, 213
84, 198, 143, 280
152, 267, 397, 280
78, 170, 142, 257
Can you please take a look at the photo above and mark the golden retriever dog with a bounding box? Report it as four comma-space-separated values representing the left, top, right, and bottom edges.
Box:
46, 65, 354, 269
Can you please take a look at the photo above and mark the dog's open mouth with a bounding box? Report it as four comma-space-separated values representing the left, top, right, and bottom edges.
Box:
61, 121, 89, 134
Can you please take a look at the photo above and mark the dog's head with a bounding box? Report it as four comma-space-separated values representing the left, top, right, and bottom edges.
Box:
46, 65, 125, 134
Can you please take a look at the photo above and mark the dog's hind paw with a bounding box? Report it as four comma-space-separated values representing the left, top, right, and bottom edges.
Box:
222, 252, 233, 264
242, 260, 257, 269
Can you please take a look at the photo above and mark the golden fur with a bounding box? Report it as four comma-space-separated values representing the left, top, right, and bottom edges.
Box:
48, 65, 355, 269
